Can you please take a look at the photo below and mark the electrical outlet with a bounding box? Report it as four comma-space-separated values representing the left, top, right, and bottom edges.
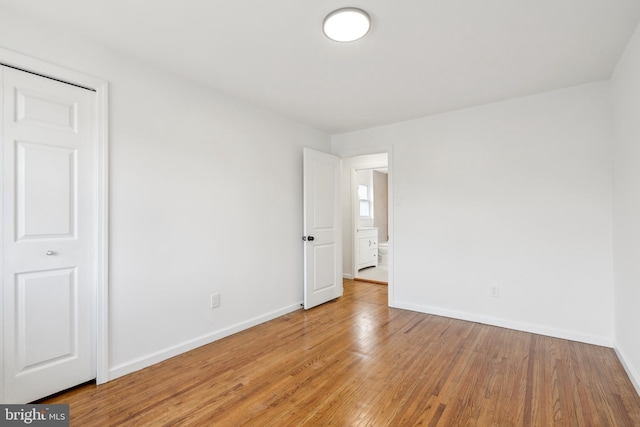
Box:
490, 286, 499, 298
210, 293, 220, 308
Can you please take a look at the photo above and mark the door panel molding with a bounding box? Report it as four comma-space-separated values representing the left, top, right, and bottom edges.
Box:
15, 140, 77, 240
16, 267, 77, 372
0, 48, 109, 403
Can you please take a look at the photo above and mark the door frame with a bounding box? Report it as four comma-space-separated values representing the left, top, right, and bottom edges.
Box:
0, 48, 110, 398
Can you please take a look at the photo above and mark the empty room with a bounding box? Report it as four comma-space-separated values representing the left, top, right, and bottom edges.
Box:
1, 1, 640, 425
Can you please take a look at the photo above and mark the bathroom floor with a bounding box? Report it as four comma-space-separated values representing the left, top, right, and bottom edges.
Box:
356, 265, 388, 283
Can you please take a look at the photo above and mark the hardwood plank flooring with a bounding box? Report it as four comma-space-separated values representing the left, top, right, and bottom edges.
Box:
42, 280, 640, 426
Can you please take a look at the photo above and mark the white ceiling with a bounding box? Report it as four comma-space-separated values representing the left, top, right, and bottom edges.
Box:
2, 0, 640, 134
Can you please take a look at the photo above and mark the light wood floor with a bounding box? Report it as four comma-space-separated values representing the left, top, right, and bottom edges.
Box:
42, 280, 640, 426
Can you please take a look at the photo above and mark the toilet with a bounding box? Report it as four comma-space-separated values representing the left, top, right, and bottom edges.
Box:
378, 241, 389, 266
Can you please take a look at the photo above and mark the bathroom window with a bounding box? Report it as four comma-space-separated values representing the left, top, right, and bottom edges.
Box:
358, 184, 368, 200
358, 184, 372, 217
359, 200, 370, 217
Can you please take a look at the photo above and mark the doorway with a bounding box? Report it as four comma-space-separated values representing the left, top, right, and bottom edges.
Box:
340, 153, 390, 285
354, 167, 388, 283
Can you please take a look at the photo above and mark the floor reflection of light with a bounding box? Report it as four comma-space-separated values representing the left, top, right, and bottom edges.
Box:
352, 311, 378, 355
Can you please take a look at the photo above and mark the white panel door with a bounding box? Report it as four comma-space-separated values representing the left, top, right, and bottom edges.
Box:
303, 148, 342, 309
1, 66, 96, 403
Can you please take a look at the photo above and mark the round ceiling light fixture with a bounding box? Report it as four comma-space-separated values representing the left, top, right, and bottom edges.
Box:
323, 8, 371, 42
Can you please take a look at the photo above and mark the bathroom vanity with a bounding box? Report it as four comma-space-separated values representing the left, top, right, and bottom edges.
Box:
357, 228, 378, 270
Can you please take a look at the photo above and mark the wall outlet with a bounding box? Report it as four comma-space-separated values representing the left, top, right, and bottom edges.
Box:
489, 286, 499, 298
210, 293, 221, 308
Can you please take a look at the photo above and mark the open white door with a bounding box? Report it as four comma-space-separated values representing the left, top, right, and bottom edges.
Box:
303, 148, 342, 309
1, 66, 97, 403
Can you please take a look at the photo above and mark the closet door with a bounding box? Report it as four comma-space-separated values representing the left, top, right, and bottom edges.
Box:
2, 65, 97, 403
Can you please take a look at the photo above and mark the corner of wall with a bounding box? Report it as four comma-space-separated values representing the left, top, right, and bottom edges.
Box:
615, 346, 640, 396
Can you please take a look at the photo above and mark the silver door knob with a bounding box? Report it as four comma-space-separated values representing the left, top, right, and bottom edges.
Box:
46, 250, 55, 256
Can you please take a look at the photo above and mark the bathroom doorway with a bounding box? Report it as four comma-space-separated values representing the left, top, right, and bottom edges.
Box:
340, 153, 390, 285
354, 167, 388, 283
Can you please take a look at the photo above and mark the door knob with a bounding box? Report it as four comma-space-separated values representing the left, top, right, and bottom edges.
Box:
302, 235, 315, 242
46, 250, 55, 256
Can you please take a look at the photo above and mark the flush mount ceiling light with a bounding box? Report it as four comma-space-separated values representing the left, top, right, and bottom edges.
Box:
323, 8, 371, 42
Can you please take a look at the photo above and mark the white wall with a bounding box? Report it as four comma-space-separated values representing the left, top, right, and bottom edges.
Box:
0, 11, 330, 379
612, 21, 640, 394
373, 171, 389, 243
340, 154, 388, 278
333, 82, 615, 345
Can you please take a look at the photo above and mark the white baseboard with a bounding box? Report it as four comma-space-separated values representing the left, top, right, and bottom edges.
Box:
343, 273, 354, 279
615, 346, 640, 397
108, 302, 303, 381
391, 300, 614, 348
